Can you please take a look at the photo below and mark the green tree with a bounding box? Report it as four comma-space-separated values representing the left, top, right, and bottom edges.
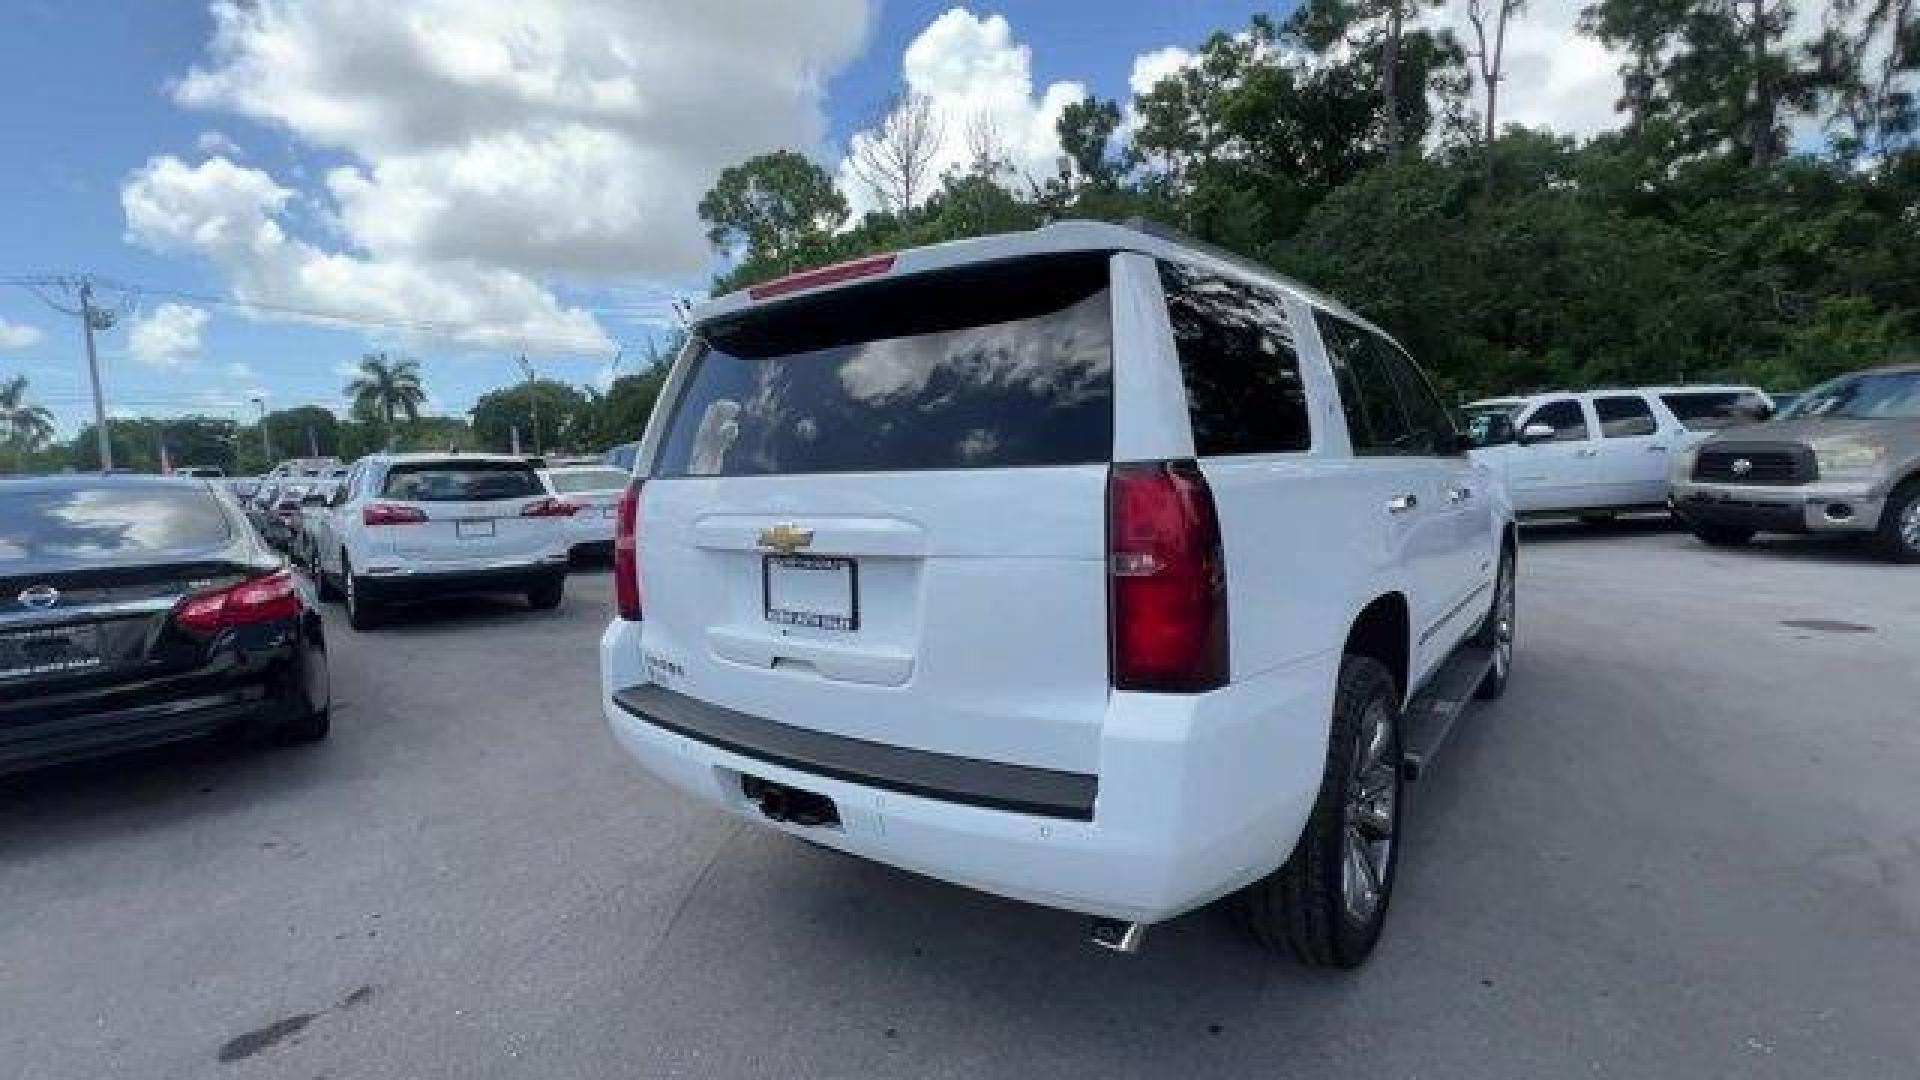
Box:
698, 151, 849, 280
1, 375, 56, 472
345, 353, 426, 427
1058, 96, 1123, 185
470, 380, 594, 454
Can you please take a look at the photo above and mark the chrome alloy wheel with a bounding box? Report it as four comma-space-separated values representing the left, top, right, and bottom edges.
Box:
1341, 697, 1399, 925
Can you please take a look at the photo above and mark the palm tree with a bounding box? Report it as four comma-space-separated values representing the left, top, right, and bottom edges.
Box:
1, 375, 56, 472
345, 353, 426, 425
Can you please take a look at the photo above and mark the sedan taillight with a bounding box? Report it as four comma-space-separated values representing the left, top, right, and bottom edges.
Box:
363, 503, 428, 526
614, 480, 643, 621
175, 569, 303, 634
521, 497, 578, 518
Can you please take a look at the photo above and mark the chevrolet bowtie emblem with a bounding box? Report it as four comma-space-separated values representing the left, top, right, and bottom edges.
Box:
757, 524, 814, 554
1731, 458, 1753, 475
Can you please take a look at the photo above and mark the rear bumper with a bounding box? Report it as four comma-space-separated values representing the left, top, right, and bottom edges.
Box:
599, 620, 1333, 924
1670, 479, 1883, 533
359, 555, 568, 599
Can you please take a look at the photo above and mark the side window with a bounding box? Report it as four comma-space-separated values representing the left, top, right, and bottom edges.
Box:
1159, 264, 1311, 455
1593, 395, 1657, 438
1317, 314, 1413, 455
1369, 332, 1459, 455
1527, 399, 1590, 442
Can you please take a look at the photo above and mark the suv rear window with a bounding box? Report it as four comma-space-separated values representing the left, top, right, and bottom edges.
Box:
381, 461, 543, 502
0, 484, 233, 561
654, 254, 1113, 477
1660, 391, 1771, 430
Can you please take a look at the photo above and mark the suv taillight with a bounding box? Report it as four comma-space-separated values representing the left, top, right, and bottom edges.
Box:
1107, 460, 1228, 692
175, 569, 303, 634
521, 497, 578, 518
363, 503, 428, 526
614, 479, 643, 621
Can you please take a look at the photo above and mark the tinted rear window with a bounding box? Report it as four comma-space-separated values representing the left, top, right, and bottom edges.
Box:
381, 461, 542, 502
1160, 263, 1310, 455
0, 485, 233, 561
547, 469, 629, 494
655, 254, 1113, 477
1661, 391, 1771, 430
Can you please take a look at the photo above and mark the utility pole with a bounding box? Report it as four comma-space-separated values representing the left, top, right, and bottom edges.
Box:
23, 275, 122, 470
252, 396, 273, 466
517, 355, 540, 455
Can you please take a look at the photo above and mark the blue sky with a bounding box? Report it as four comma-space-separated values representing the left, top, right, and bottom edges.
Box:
0, 1, 1277, 438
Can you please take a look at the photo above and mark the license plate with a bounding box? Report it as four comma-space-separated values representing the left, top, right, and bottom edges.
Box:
0, 624, 104, 681
764, 555, 857, 632
457, 519, 496, 538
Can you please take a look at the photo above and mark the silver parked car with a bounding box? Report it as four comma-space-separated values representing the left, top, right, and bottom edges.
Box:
1671, 364, 1920, 561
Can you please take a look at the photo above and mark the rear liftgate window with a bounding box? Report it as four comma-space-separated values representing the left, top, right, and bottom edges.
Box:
654, 254, 1114, 477
381, 461, 542, 501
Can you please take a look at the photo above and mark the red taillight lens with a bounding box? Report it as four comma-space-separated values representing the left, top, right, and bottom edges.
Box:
363, 503, 428, 526
747, 253, 895, 300
614, 479, 643, 621
175, 569, 303, 634
1107, 461, 1228, 692
521, 497, 578, 518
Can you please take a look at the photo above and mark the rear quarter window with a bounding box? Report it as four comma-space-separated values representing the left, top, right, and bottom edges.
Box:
381, 461, 542, 502
655, 253, 1113, 477
1159, 263, 1311, 455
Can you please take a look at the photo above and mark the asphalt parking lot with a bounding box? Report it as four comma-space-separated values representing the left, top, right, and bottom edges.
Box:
3, 524, 1918, 1080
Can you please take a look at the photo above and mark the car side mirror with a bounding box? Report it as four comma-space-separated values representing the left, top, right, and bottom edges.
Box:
1517, 422, 1556, 446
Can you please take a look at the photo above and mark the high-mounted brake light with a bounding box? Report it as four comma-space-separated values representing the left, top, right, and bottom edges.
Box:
363, 503, 428, 526
175, 569, 303, 634
613, 479, 643, 621
747, 253, 896, 300
520, 497, 578, 518
1107, 461, 1229, 692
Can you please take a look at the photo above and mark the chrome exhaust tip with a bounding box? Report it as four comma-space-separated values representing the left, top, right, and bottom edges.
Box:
1089, 918, 1146, 954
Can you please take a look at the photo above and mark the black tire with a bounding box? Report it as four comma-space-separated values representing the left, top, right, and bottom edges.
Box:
1241, 654, 1404, 968
1690, 522, 1755, 547
1872, 478, 1920, 564
527, 576, 565, 610
342, 557, 382, 631
274, 708, 331, 745
1471, 544, 1516, 700
316, 562, 343, 603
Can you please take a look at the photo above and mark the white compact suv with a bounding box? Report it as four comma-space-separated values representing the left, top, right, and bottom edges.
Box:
1464, 386, 1773, 519
309, 454, 574, 630
600, 221, 1518, 967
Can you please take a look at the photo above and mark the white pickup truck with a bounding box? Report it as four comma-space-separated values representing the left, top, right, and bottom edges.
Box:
1464, 386, 1773, 519
600, 221, 1518, 967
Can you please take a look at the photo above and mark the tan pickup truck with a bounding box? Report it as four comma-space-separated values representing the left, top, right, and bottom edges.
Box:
1670, 363, 1920, 562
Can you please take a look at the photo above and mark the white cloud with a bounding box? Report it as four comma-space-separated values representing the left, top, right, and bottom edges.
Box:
0, 318, 43, 349
172, 0, 870, 281
123, 154, 614, 352
128, 303, 211, 367
196, 129, 244, 158
1122, 45, 1193, 140
838, 9, 1086, 214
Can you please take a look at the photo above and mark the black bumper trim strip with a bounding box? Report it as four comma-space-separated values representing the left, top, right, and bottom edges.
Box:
613, 684, 1097, 820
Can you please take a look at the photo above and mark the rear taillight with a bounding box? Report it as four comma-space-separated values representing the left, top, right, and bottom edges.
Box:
614, 479, 643, 621
747, 253, 895, 300
1107, 461, 1228, 692
175, 569, 303, 634
521, 497, 578, 517
363, 503, 428, 526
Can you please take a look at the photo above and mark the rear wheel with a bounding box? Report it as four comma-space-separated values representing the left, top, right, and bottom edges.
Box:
1690, 522, 1754, 547
527, 576, 565, 610
342, 557, 382, 631
1471, 545, 1516, 700
274, 708, 331, 744
1241, 654, 1403, 968
315, 560, 343, 603
1872, 479, 1920, 563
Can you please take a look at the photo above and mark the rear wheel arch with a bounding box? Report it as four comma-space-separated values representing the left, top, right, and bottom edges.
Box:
1344, 593, 1409, 703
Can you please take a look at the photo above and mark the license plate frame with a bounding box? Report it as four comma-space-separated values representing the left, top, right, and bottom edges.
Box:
0, 623, 105, 682
456, 518, 497, 539
763, 554, 858, 632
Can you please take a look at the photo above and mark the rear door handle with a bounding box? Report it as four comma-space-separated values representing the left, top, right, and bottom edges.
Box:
1387, 494, 1419, 515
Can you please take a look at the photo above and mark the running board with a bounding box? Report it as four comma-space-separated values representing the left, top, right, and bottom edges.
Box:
1400, 645, 1494, 782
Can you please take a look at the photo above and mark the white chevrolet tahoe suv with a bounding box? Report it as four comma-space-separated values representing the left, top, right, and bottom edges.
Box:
601, 221, 1518, 967
310, 454, 574, 630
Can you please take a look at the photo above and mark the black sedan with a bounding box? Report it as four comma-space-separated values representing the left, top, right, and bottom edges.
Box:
0, 473, 329, 774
